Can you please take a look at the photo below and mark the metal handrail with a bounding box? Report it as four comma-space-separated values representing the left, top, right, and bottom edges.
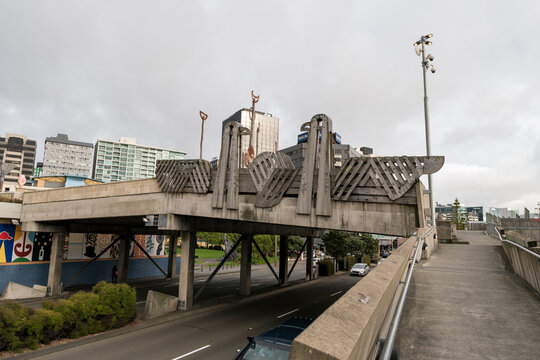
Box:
494, 226, 540, 259
380, 226, 436, 360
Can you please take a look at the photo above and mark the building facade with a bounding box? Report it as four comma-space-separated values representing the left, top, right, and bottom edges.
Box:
0, 133, 36, 191
92, 138, 186, 182
279, 131, 362, 169
435, 203, 484, 222
222, 109, 279, 167
42, 133, 94, 177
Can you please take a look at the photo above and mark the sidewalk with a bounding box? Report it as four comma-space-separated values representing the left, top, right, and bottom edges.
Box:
396, 230, 540, 359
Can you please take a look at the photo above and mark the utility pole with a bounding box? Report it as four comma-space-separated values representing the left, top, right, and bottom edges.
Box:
199, 111, 208, 160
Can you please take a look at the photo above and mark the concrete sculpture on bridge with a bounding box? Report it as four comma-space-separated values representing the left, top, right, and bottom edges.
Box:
20, 113, 443, 310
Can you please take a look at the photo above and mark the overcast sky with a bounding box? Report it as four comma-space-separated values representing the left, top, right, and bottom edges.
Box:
1, 1, 539, 214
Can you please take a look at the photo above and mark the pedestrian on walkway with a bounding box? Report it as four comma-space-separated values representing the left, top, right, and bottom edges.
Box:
112, 264, 118, 283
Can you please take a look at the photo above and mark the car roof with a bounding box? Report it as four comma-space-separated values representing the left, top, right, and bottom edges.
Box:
353, 263, 367, 266
257, 317, 313, 345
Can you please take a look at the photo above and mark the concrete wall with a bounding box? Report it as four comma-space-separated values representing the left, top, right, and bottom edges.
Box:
290, 236, 417, 360
0, 256, 180, 293
501, 218, 540, 241
436, 220, 454, 242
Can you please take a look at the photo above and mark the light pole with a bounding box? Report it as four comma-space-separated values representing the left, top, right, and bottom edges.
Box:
414, 33, 437, 225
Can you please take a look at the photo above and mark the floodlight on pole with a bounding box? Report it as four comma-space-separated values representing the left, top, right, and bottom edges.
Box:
414, 33, 437, 225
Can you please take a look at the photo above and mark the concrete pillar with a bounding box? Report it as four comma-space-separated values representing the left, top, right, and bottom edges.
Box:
47, 233, 65, 297
178, 230, 196, 310
118, 234, 131, 283
239, 234, 252, 296
305, 236, 313, 281
279, 235, 289, 286
167, 232, 179, 278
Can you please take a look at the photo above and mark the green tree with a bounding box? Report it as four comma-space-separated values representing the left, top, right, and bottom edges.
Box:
451, 198, 467, 230
322, 230, 351, 258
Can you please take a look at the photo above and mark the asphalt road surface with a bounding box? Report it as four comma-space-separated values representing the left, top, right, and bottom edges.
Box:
25, 269, 362, 360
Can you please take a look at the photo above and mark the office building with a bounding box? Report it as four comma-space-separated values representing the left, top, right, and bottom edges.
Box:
222, 109, 279, 167
279, 131, 362, 168
436, 203, 484, 222
0, 133, 36, 191
42, 133, 94, 177
92, 138, 186, 182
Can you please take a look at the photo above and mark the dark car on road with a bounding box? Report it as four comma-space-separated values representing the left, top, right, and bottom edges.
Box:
235, 317, 313, 360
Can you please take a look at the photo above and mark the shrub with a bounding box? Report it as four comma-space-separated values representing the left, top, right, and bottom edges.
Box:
346, 255, 356, 271
318, 259, 335, 276
0, 282, 137, 353
0, 302, 34, 352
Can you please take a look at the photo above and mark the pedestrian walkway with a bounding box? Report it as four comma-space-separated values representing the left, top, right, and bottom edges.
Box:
396, 230, 540, 359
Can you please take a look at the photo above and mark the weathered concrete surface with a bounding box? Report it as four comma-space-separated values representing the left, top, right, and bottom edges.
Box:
143, 290, 178, 320
396, 230, 540, 360
20, 178, 419, 237
290, 235, 417, 360
0, 201, 22, 220
0, 281, 46, 300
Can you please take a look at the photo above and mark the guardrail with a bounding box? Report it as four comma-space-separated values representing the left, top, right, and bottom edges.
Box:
493, 227, 540, 294
494, 227, 540, 259
380, 226, 435, 360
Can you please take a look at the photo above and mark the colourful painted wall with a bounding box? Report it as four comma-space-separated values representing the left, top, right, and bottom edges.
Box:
0, 224, 180, 293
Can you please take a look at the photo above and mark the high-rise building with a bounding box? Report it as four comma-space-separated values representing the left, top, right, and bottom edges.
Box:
222, 109, 279, 167
0, 133, 36, 191
92, 138, 186, 182
42, 133, 94, 177
279, 131, 362, 169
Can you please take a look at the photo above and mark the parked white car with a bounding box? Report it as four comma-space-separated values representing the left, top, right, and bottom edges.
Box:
350, 263, 370, 276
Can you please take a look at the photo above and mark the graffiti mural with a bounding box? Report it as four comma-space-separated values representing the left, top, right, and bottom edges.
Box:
32, 232, 53, 261
155, 235, 165, 256
96, 234, 112, 258
83, 233, 98, 258
12, 226, 34, 262
0, 224, 15, 263
109, 234, 121, 258
133, 235, 147, 257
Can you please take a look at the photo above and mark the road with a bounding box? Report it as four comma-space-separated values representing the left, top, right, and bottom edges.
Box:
27, 269, 362, 360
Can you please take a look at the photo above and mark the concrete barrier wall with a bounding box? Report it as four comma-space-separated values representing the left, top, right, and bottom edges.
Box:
502, 242, 540, 294
290, 236, 416, 360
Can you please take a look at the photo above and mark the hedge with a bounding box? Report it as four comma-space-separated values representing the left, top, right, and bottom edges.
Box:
0, 282, 136, 352
318, 259, 335, 276
346, 255, 356, 271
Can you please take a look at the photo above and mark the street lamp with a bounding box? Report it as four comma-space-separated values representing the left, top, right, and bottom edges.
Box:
414, 33, 437, 225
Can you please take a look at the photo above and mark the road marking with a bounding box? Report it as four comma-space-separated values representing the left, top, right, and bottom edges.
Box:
277, 308, 299, 319
136, 301, 146, 304
171, 345, 211, 359
252, 283, 262, 286
164, 283, 178, 288
330, 291, 343, 297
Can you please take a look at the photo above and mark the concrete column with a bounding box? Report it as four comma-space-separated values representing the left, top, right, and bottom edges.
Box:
239, 234, 252, 296
178, 229, 196, 310
118, 234, 131, 283
167, 232, 179, 278
305, 236, 313, 281
47, 233, 65, 297
279, 235, 289, 286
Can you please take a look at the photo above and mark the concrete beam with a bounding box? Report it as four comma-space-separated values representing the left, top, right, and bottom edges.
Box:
178, 229, 196, 310
47, 233, 65, 297
118, 235, 131, 283
279, 235, 289, 286
239, 234, 252, 296
167, 232, 179, 278
305, 236, 313, 281
22, 221, 66, 233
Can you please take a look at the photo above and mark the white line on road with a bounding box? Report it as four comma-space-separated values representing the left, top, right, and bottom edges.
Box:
136, 301, 146, 304
277, 308, 299, 319
164, 283, 178, 288
171, 345, 211, 360
252, 283, 262, 286
330, 291, 343, 297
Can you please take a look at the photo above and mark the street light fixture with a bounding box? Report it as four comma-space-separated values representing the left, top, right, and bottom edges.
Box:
414, 33, 437, 225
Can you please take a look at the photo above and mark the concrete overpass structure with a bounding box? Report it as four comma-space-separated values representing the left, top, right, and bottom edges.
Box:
19, 114, 443, 312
